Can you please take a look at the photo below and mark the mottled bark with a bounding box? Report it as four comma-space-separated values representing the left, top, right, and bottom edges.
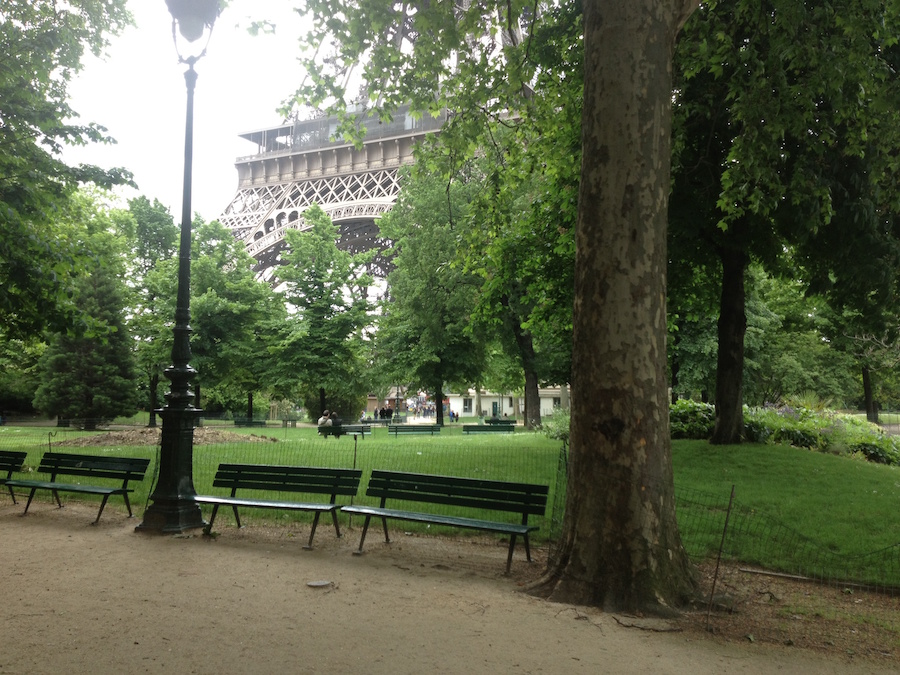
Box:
710, 246, 747, 445
533, 0, 699, 613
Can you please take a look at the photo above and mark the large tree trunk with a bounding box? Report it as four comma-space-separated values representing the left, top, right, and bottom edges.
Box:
710, 245, 748, 444
509, 318, 542, 429
862, 366, 878, 423
534, 1, 699, 613
247, 391, 254, 421
502, 298, 542, 429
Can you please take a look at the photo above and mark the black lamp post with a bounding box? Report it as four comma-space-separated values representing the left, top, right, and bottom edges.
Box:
137, 0, 220, 533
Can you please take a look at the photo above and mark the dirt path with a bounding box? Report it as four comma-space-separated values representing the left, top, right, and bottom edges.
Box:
0, 502, 894, 674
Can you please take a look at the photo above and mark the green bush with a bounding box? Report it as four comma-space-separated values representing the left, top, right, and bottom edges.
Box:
742, 404, 900, 466
540, 406, 570, 444
669, 399, 715, 439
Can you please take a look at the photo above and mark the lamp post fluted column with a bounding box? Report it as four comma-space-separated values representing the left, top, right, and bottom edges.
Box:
136, 58, 206, 533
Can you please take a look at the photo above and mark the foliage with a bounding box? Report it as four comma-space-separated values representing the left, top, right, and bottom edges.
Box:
32, 255, 139, 429
672, 0, 900, 443
0, 337, 45, 413
666, 399, 900, 468
669, 400, 716, 440
272, 205, 372, 416
742, 405, 900, 466
375, 169, 487, 425
0, 0, 134, 338
539, 406, 570, 444
122, 197, 180, 419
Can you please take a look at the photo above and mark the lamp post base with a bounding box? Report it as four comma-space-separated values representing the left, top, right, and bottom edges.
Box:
135, 499, 206, 534
135, 406, 207, 534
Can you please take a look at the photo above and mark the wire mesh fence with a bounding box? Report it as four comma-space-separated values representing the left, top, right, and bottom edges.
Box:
3, 421, 900, 601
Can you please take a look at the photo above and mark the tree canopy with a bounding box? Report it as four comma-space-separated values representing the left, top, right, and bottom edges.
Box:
0, 0, 134, 338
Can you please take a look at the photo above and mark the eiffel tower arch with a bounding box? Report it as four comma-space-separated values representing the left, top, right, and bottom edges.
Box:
218, 106, 445, 282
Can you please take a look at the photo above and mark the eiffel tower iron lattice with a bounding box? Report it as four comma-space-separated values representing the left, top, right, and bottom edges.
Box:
218, 106, 445, 282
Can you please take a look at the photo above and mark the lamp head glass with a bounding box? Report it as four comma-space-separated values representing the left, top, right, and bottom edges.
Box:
165, 0, 220, 43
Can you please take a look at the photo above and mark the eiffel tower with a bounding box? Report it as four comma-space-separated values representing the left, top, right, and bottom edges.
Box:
217, 105, 445, 282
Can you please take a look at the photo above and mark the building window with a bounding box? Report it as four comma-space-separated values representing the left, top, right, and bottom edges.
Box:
508, 397, 513, 407
553, 397, 561, 408
463, 398, 472, 413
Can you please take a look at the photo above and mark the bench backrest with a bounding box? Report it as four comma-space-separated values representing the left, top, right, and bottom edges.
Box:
365, 470, 548, 517
212, 464, 362, 500
38, 452, 150, 483
0, 450, 27, 476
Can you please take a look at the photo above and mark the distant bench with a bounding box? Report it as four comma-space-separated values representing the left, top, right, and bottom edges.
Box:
463, 424, 515, 434
361, 417, 405, 426
233, 418, 267, 427
387, 424, 441, 437
194, 463, 362, 549
318, 424, 371, 438
1, 450, 27, 504
341, 470, 548, 573
485, 419, 516, 426
5, 452, 150, 524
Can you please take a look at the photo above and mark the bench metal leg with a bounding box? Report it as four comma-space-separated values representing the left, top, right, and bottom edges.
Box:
330, 509, 341, 538
121, 492, 134, 517
305, 512, 322, 550
21, 488, 38, 515
380, 516, 391, 544
51, 489, 63, 508
523, 533, 533, 562
353, 515, 372, 555
6, 484, 17, 505
203, 505, 220, 535
232, 504, 243, 528
506, 535, 517, 575
93, 494, 111, 525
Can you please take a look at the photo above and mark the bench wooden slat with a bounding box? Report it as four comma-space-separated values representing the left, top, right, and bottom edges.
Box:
5, 452, 150, 523
340, 506, 537, 535
195, 464, 362, 548
344, 470, 548, 573
365, 474, 547, 515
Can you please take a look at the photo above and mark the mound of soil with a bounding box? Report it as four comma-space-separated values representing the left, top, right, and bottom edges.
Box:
54, 426, 276, 447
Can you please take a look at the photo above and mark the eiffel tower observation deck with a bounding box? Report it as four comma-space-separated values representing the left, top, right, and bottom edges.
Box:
218, 105, 446, 280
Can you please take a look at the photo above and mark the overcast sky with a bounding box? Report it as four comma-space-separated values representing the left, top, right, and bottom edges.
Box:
65, 0, 306, 221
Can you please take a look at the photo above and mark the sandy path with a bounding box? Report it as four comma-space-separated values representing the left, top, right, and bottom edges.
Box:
0, 501, 891, 674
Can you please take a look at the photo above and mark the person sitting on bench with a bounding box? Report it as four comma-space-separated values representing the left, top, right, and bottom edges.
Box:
317, 410, 332, 426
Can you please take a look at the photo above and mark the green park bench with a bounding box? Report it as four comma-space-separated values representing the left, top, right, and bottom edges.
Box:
5, 452, 150, 524
463, 424, 515, 434
1, 450, 28, 504
318, 424, 371, 438
194, 463, 362, 549
387, 424, 441, 436
341, 470, 548, 574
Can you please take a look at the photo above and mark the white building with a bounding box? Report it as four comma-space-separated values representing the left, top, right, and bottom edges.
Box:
445, 386, 569, 419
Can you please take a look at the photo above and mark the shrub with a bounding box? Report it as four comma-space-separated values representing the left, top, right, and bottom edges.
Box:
743, 404, 900, 466
669, 399, 715, 439
541, 406, 570, 444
